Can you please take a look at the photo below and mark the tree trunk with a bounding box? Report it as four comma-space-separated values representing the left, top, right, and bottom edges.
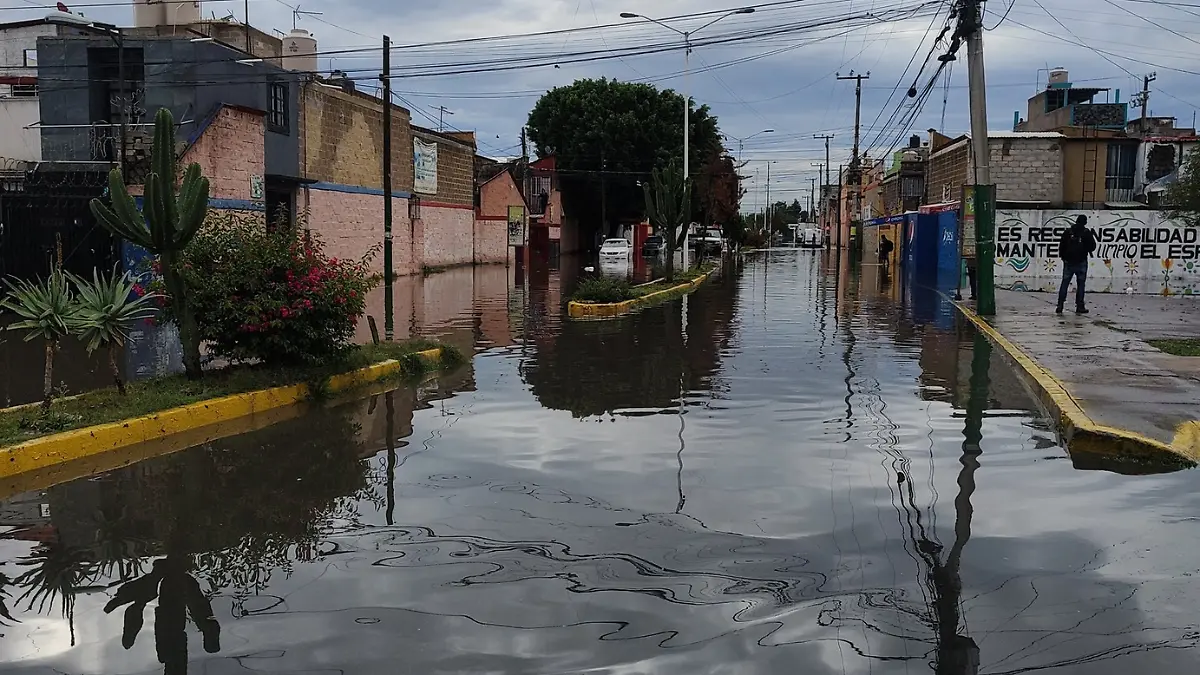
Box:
41, 339, 56, 411
109, 343, 126, 396
161, 251, 202, 379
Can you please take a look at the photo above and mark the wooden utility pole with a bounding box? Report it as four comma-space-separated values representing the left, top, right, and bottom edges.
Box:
838, 72, 868, 256
381, 35, 394, 340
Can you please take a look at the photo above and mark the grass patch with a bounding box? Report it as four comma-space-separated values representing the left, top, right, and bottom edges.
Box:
572, 264, 717, 304
1147, 338, 1200, 356
0, 339, 464, 447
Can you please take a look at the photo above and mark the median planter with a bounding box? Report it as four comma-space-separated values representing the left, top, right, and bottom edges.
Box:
568, 267, 716, 319
0, 341, 463, 478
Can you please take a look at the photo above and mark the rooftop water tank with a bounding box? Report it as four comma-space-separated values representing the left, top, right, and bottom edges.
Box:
283, 28, 318, 72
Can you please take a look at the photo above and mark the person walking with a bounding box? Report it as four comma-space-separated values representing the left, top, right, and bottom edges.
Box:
879, 234, 894, 270
1056, 215, 1097, 314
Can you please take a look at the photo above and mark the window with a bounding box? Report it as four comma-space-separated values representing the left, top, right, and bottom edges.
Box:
10, 83, 37, 97
267, 81, 288, 133
1105, 143, 1136, 201
23, 48, 36, 67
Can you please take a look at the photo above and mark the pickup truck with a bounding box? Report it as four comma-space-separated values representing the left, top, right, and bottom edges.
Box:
692, 229, 725, 256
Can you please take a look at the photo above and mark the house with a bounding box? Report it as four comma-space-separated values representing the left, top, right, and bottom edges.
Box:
879, 135, 927, 216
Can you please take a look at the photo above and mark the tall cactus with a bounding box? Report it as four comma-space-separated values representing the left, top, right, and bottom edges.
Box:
90, 107, 210, 379
643, 161, 691, 280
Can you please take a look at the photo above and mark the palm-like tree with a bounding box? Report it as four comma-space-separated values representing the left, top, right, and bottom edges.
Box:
1, 269, 83, 409
70, 265, 160, 395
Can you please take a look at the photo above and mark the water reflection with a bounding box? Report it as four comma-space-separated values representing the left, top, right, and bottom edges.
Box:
0, 252, 1199, 673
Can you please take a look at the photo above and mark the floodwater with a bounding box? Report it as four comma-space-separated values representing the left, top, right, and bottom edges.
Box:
1, 251, 1199, 674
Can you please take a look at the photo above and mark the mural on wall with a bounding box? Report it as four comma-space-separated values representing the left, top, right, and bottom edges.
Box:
994, 210, 1200, 295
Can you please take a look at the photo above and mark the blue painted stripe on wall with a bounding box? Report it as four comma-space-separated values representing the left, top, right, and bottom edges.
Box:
133, 196, 264, 211
308, 181, 413, 200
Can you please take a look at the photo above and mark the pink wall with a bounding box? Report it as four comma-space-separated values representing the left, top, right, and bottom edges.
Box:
479, 171, 525, 218
474, 218, 507, 264
181, 106, 264, 201
422, 204, 474, 268
304, 187, 420, 277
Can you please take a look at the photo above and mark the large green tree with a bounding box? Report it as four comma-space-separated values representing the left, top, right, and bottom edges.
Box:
526, 78, 723, 242
1166, 148, 1200, 225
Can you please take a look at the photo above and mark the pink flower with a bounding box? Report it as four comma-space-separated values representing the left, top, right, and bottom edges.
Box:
131, 283, 145, 297
280, 307, 290, 318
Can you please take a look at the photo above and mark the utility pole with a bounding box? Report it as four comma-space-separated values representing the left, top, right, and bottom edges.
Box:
765, 161, 772, 235
836, 164, 844, 249
1133, 72, 1157, 131
813, 133, 834, 189
809, 177, 817, 222
381, 35, 394, 340
811, 162, 824, 227
959, 0, 995, 315
838, 72, 868, 257
244, 0, 251, 54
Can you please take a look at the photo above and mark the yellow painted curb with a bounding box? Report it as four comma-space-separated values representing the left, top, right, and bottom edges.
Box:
568, 269, 714, 319
0, 348, 444, 479
953, 302, 1199, 467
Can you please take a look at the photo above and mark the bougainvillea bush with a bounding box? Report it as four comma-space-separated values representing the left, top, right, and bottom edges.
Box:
147, 213, 377, 364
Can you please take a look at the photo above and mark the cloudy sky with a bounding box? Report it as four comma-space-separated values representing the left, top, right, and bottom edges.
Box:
19, 0, 1200, 210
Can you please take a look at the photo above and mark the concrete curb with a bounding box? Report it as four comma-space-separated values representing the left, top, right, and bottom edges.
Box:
953, 302, 1200, 469
567, 269, 714, 320
0, 348, 443, 479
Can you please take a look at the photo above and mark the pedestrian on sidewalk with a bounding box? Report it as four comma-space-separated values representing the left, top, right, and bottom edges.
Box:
1056, 214, 1097, 315
879, 235, 894, 271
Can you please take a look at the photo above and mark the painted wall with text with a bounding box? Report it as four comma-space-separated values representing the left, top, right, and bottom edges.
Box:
994, 210, 1200, 295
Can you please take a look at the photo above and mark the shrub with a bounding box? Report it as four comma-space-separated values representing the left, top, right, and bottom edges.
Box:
572, 277, 635, 303
148, 214, 377, 364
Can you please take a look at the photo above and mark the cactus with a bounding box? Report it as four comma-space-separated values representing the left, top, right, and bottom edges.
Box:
90, 107, 210, 379
643, 161, 691, 280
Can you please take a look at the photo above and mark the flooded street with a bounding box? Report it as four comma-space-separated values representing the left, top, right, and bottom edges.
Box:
2, 251, 1199, 674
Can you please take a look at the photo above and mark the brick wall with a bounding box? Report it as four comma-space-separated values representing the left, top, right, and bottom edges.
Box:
411, 128, 474, 206
305, 187, 419, 277
926, 141, 969, 204
301, 84, 414, 191
479, 170, 525, 218
181, 106, 264, 201
988, 137, 1063, 204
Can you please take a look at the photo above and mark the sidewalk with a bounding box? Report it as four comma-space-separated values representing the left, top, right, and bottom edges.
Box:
958, 290, 1200, 469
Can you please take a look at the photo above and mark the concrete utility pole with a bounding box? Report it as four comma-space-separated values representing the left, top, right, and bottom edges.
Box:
765, 161, 773, 234
809, 177, 817, 222
960, 0, 995, 315
838, 72, 868, 256
811, 162, 824, 227
1134, 72, 1157, 129
437, 106, 454, 132
381, 35, 394, 340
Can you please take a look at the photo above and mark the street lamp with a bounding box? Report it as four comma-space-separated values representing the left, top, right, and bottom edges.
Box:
621, 7, 755, 268
725, 128, 774, 163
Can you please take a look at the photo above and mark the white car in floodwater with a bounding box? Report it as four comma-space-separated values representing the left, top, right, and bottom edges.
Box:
600, 238, 632, 259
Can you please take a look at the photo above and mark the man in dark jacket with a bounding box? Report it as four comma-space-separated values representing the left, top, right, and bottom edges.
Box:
1056, 215, 1098, 314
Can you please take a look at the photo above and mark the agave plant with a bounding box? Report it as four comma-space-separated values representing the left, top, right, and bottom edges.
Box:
1, 269, 83, 410
70, 266, 160, 395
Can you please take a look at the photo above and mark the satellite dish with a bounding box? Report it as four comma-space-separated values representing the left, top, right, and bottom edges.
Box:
56, 2, 69, 12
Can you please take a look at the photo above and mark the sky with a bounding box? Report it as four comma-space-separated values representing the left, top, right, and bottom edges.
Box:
13, 0, 1200, 211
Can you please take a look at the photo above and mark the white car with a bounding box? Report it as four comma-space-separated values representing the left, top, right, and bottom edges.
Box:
798, 227, 823, 248
599, 238, 631, 259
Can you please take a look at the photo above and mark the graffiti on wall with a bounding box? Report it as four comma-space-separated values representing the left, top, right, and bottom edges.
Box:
994, 210, 1200, 295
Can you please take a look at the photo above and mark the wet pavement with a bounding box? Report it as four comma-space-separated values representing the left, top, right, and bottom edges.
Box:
979, 290, 1200, 453
2, 251, 1200, 673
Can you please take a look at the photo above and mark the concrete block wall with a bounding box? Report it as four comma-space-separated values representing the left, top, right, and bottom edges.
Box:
301, 84, 414, 191
926, 142, 969, 204
411, 128, 474, 206
989, 138, 1063, 204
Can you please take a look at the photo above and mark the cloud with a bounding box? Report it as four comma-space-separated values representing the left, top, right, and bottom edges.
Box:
28, 0, 1200, 204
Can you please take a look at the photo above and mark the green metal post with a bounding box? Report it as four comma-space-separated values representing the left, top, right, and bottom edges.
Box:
973, 184, 996, 316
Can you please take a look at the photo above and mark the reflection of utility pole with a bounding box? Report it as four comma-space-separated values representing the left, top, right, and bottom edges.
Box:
385, 391, 397, 526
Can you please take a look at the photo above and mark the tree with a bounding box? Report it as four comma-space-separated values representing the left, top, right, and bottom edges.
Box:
643, 161, 691, 280
1, 269, 82, 410
90, 107, 210, 379
1165, 148, 1200, 226
71, 266, 160, 395
696, 152, 743, 231
526, 78, 722, 242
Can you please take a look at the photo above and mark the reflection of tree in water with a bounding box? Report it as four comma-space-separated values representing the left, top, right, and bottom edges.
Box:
1, 405, 373, 671
523, 269, 739, 417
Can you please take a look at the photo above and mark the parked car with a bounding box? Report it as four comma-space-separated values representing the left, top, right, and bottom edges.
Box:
600, 238, 632, 259
642, 234, 665, 257
692, 229, 725, 256
798, 227, 823, 248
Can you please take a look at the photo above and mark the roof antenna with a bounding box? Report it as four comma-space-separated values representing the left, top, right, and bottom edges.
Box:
293, 5, 323, 30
